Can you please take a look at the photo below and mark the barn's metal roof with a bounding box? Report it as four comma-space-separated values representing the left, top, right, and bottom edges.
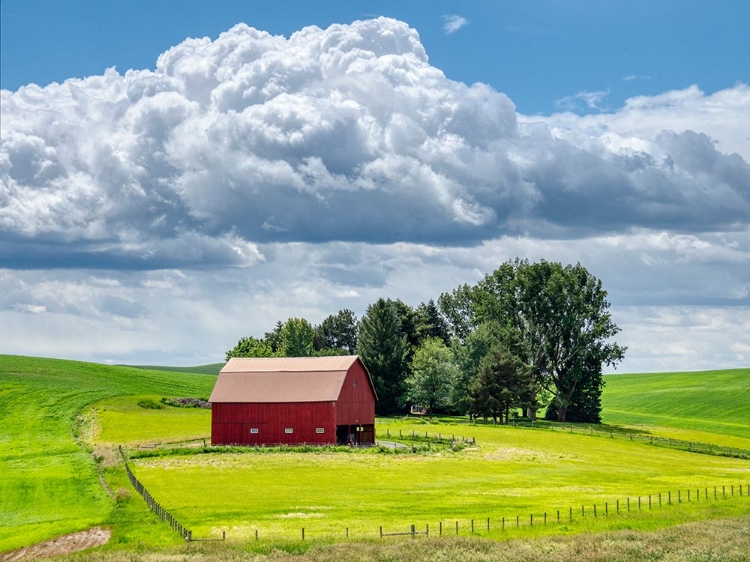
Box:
210, 355, 374, 403
220, 355, 359, 373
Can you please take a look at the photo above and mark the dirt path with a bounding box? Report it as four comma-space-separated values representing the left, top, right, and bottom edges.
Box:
0, 527, 111, 561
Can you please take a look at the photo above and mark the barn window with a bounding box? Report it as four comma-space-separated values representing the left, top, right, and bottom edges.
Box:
285, 428, 294, 434
250, 428, 259, 434
316, 427, 325, 434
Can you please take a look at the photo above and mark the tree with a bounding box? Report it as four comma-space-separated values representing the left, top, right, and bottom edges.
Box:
415, 299, 451, 346
356, 298, 409, 414
472, 259, 625, 422
451, 321, 504, 416
279, 318, 315, 357
314, 309, 359, 354
264, 321, 284, 354
438, 283, 476, 343
468, 346, 529, 424
225, 336, 276, 361
392, 300, 423, 360
510, 261, 624, 422
405, 337, 459, 418
545, 353, 604, 423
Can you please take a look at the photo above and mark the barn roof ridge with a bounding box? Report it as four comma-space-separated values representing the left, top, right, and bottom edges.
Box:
220, 355, 360, 374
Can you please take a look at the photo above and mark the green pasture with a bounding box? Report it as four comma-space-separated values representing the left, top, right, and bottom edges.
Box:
128, 417, 750, 542
94, 395, 210, 445
0, 355, 215, 552
602, 368, 750, 441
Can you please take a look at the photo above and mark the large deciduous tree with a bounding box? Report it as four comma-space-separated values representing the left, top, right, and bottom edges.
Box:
405, 337, 459, 418
279, 317, 315, 357
473, 259, 625, 422
225, 335, 276, 361
438, 283, 476, 343
356, 298, 408, 414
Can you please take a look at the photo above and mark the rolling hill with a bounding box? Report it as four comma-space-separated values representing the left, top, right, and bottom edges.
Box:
602, 368, 750, 442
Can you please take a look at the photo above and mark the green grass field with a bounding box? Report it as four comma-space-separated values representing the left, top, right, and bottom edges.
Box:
1, 356, 749, 559
129, 418, 750, 542
602, 368, 750, 443
0, 355, 215, 552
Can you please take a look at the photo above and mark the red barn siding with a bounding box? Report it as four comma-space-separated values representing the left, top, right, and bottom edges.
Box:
212, 402, 336, 445
335, 361, 376, 426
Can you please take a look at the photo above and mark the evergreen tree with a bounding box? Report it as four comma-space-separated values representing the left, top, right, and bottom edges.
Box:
416, 299, 451, 346
356, 298, 408, 415
468, 346, 529, 424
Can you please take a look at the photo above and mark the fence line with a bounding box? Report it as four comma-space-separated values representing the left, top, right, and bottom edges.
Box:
119, 445, 204, 542
383, 428, 476, 447
204, 481, 750, 542
504, 422, 750, 459
375, 482, 747, 540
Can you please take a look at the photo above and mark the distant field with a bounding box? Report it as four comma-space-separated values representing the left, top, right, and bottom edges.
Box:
602, 368, 750, 442
127, 363, 224, 376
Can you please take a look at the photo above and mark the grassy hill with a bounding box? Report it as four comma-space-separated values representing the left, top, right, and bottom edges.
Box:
602, 368, 750, 442
0, 355, 215, 552
126, 363, 224, 376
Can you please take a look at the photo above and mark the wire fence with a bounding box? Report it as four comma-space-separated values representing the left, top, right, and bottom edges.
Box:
119, 445, 218, 542
508, 422, 750, 459
280, 482, 750, 542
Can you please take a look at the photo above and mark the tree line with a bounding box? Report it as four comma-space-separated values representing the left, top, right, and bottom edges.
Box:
225, 259, 626, 423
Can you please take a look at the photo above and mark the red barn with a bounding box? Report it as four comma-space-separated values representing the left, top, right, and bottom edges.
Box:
209, 355, 377, 446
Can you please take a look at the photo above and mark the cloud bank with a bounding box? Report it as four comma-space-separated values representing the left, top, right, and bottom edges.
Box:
1, 18, 748, 372
3, 17, 748, 271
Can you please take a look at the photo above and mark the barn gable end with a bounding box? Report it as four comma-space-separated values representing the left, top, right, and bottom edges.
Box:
209, 356, 376, 446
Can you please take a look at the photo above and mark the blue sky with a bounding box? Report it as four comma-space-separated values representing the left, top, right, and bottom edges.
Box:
3, 0, 748, 114
1, 1, 749, 372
